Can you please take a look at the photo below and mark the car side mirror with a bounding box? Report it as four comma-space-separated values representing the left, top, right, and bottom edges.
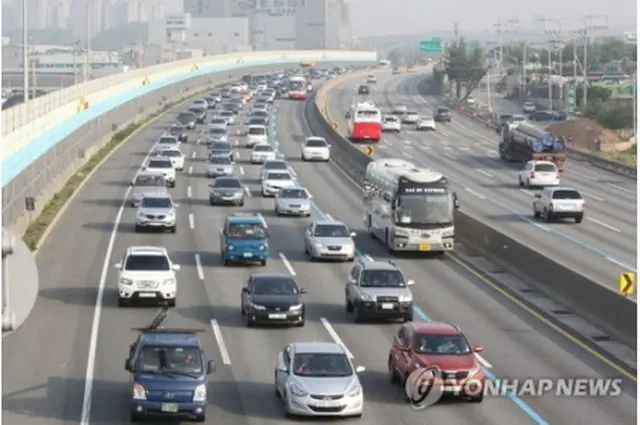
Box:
241, 287, 249, 293
355, 365, 366, 373
114, 263, 122, 270
207, 360, 216, 374
209, 184, 214, 188
299, 288, 307, 294
472, 344, 484, 353
347, 276, 356, 284
276, 365, 288, 373
350, 232, 357, 238
407, 280, 415, 286
534, 193, 541, 199
130, 180, 134, 186
345, 112, 351, 119
125, 359, 132, 371
172, 264, 181, 271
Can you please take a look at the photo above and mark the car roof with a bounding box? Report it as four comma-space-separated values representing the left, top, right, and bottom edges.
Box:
137, 170, 165, 177
251, 272, 294, 280
159, 135, 178, 139
149, 156, 172, 162
126, 246, 169, 256
360, 259, 400, 271
305, 136, 326, 141
314, 219, 346, 227
293, 341, 346, 354
140, 331, 201, 348
226, 212, 265, 224
264, 159, 286, 165
529, 160, 556, 165
549, 186, 580, 192
410, 321, 462, 335
249, 124, 267, 129
253, 144, 273, 150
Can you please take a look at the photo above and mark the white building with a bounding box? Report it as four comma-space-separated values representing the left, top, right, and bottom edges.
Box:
295, 0, 347, 50
244, 0, 302, 50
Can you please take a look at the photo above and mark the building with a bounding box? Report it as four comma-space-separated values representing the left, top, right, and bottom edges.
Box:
33, 50, 128, 78
183, 0, 231, 17
245, 0, 301, 50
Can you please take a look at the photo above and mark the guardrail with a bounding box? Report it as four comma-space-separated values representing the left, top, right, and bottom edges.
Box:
434, 86, 636, 179
2, 50, 378, 233
309, 75, 636, 347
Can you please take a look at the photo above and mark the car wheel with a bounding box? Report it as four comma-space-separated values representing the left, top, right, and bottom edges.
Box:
194, 415, 206, 423
295, 317, 305, 327
260, 259, 267, 266
209, 198, 215, 205
543, 209, 552, 222
354, 305, 364, 323
169, 225, 176, 233
240, 301, 246, 315
223, 259, 230, 266
518, 176, 523, 187
345, 298, 354, 313
135, 225, 142, 233
404, 312, 413, 322
167, 298, 176, 308
246, 314, 253, 327
575, 214, 583, 224
118, 297, 128, 307
388, 356, 400, 384
239, 200, 245, 207
469, 391, 484, 403
533, 206, 539, 218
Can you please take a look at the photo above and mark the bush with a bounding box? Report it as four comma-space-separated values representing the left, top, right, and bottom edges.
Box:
582, 99, 634, 130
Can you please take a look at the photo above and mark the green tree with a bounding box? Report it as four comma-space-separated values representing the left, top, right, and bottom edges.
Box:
386, 48, 403, 67
443, 37, 488, 99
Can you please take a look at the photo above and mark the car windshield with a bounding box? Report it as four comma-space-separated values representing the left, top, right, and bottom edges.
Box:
124, 254, 170, 271
177, 113, 194, 123
222, 104, 236, 110
227, 222, 267, 238
141, 197, 172, 208
137, 346, 203, 375
437, 108, 449, 113
220, 111, 233, 117
552, 190, 582, 200
215, 179, 241, 188
293, 352, 353, 377
148, 160, 172, 168
361, 270, 406, 287
250, 118, 267, 125
253, 276, 298, 295
305, 139, 327, 147
264, 162, 287, 171
209, 156, 232, 164
134, 175, 165, 187
161, 150, 181, 157
254, 145, 273, 152
249, 127, 266, 135
211, 119, 226, 124
395, 193, 454, 226
211, 143, 230, 151
210, 128, 226, 135
158, 137, 177, 144
384, 117, 397, 122
499, 114, 513, 122
280, 188, 307, 199
406, 112, 418, 116
266, 172, 291, 180
314, 224, 349, 237
168, 127, 183, 134
189, 108, 204, 114
534, 163, 557, 172
513, 115, 526, 122
413, 334, 472, 354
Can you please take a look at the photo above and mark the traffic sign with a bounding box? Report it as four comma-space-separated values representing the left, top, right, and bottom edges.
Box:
419, 38, 442, 53
363, 145, 375, 156
619, 272, 636, 296
565, 88, 576, 114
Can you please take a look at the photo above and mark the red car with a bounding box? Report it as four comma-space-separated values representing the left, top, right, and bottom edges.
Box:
388, 322, 486, 403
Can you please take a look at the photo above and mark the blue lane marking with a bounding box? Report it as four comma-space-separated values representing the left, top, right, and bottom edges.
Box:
267, 108, 549, 425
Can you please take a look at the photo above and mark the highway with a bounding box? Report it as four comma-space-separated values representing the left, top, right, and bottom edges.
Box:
2, 82, 636, 425
326, 70, 637, 296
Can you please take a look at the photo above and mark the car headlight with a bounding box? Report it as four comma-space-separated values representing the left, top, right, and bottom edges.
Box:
314, 243, 323, 248
441, 228, 454, 238
162, 278, 175, 286
167, 211, 175, 218
346, 381, 362, 397
250, 303, 266, 310
227, 244, 234, 250
289, 303, 302, 311
360, 293, 374, 302
393, 229, 409, 238
468, 366, 482, 377
289, 382, 308, 397
132, 383, 146, 400
193, 383, 207, 402
136, 211, 146, 218
258, 244, 266, 251
399, 295, 413, 302
120, 278, 133, 286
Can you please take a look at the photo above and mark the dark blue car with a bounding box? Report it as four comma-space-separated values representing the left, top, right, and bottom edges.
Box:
125, 308, 215, 422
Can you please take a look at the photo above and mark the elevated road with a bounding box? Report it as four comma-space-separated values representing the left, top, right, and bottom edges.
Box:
326, 71, 637, 296
3, 81, 635, 425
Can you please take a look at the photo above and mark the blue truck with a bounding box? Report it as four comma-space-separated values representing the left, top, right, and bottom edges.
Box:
125, 308, 216, 422
220, 212, 270, 266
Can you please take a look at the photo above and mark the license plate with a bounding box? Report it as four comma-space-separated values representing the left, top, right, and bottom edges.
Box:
381, 303, 394, 310
138, 293, 156, 298
243, 252, 253, 258
419, 244, 432, 251
217, 168, 223, 172
268, 313, 287, 319
161, 403, 178, 413
442, 385, 462, 392
315, 400, 336, 408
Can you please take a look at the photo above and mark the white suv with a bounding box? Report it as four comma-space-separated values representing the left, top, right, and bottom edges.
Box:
518, 160, 559, 188
533, 187, 584, 223
114, 246, 181, 307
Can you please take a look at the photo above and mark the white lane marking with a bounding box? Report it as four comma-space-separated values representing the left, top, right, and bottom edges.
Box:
443, 146, 452, 150
194, 254, 204, 280
570, 170, 597, 180
459, 146, 470, 151
189, 213, 195, 229
363, 254, 374, 262
80, 142, 157, 425
607, 256, 631, 268
580, 190, 604, 202
320, 317, 354, 359
188, 165, 193, 174
187, 186, 192, 198
439, 130, 449, 137
476, 354, 493, 368
465, 187, 486, 199
403, 139, 411, 145
279, 253, 296, 276
444, 153, 457, 160
519, 189, 533, 196
475, 169, 493, 178
325, 214, 334, 220
381, 139, 391, 146
191, 151, 196, 159
533, 222, 550, 232
608, 183, 635, 194
586, 217, 620, 232
239, 166, 245, 176
402, 151, 412, 158
243, 185, 252, 197
210, 319, 232, 365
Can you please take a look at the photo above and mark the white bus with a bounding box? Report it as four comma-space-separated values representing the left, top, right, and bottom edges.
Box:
363, 158, 459, 253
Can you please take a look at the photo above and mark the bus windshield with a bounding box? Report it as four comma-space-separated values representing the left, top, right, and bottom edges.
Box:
356, 110, 380, 119
395, 193, 453, 226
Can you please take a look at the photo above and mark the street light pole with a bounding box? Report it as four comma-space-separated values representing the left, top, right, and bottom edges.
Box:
21, 0, 29, 103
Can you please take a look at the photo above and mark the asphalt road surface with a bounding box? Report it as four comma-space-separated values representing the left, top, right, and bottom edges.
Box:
327, 71, 637, 296
2, 85, 636, 425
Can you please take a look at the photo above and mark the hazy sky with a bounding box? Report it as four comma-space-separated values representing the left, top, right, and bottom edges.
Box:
346, 0, 637, 36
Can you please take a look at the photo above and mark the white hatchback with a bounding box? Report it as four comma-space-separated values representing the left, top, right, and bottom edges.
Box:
518, 160, 560, 188
246, 125, 268, 147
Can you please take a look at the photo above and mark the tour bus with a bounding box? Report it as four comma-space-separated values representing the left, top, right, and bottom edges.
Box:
288, 76, 308, 100
363, 158, 459, 253
345, 102, 382, 142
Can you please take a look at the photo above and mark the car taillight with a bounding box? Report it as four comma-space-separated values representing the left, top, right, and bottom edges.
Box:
530, 172, 535, 178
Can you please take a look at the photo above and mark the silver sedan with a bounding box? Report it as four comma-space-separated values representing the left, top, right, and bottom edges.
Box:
274, 187, 312, 217
303, 220, 356, 261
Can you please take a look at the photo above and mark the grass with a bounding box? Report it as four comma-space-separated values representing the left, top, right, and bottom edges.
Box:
22, 88, 210, 251
599, 146, 637, 167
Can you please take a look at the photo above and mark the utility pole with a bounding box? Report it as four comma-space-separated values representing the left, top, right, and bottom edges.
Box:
581, 15, 609, 106
521, 42, 527, 100
30, 47, 37, 99
21, 0, 28, 103
84, 2, 92, 85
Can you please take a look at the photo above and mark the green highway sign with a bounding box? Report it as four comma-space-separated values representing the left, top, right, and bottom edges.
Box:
419, 38, 442, 53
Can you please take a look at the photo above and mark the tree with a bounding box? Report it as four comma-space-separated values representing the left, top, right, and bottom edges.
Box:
386, 48, 403, 67
443, 37, 488, 99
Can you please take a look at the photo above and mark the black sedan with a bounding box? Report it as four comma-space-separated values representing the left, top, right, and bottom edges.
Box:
434, 107, 452, 122
167, 123, 188, 142
189, 106, 207, 123
241, 273, 306, 327
358, 85, 370, 95
177, 111, 197, 129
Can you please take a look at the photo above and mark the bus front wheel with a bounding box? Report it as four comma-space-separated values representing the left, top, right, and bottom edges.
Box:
367, 215, 375, 238
385, 229, 395, 253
